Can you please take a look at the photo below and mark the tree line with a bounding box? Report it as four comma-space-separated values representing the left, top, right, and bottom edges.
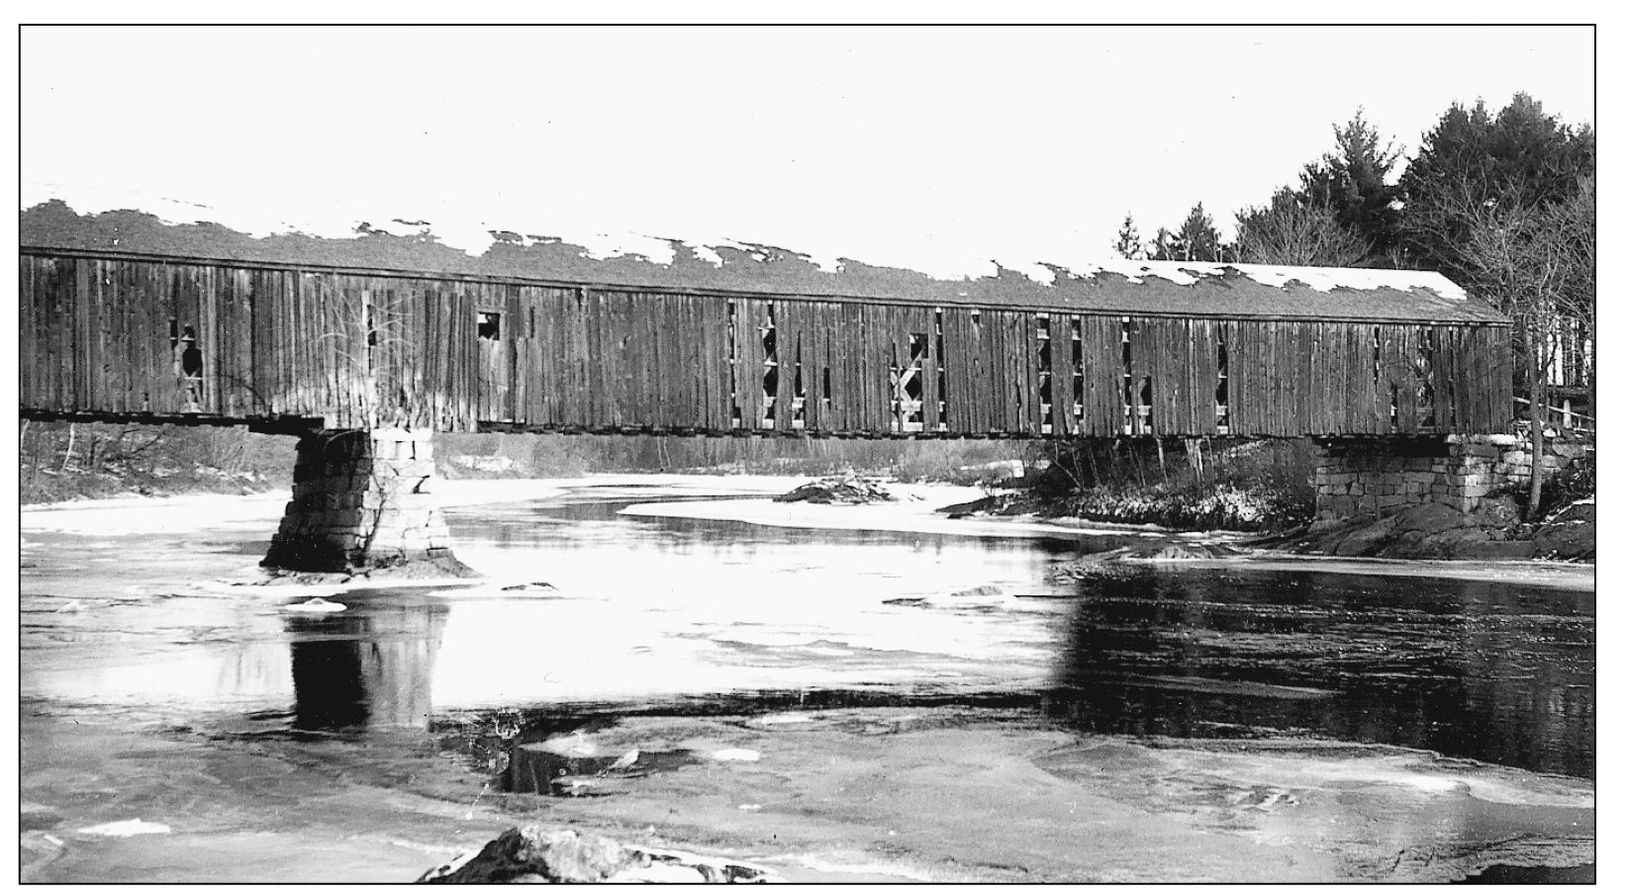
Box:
1114, 92, 1593, 515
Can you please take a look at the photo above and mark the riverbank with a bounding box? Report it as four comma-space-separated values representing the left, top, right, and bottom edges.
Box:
619, 479, 1594, 584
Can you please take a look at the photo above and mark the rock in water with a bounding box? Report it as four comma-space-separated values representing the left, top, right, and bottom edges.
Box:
418, 827, 630, 883
773, 474, 894, 505
417, 825, 775, 884
284, 597, 346, 613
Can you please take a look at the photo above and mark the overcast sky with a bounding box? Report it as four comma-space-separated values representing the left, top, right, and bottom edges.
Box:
20, 24, 1595, 278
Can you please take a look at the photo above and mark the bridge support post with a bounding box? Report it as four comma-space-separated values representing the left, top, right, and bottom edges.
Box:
264, 427, 468, 574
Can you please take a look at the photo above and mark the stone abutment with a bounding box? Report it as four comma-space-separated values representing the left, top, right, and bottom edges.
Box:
1312, 432, 1593, 522
263, 427, 463, 573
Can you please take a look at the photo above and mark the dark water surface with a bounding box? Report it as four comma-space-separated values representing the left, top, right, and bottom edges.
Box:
272, 491, 1594, 780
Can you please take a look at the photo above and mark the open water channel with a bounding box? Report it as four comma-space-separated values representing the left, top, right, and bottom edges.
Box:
19, 477, 1594, 882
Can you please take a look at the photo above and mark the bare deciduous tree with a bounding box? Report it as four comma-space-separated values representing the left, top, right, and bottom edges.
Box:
1405, 174, 1594, 517
1234, 189, 1371, 267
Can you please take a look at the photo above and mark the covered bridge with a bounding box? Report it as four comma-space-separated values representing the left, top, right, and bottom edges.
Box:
21, 202, 1513, 440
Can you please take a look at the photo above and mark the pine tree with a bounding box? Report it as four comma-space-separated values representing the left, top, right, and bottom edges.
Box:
1398, 93, 1594, 280
1112, 213, 1145, 259
1174, 203, 1223, 262
1297, 109, 1402, 258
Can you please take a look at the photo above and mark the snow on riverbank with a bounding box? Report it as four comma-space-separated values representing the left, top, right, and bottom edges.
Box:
619, 482, 1190, 540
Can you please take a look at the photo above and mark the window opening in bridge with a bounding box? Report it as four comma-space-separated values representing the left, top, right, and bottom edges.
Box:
1418, 327, 1437, 429
1215, 328, 1230, 434
1139, 377, 1153, 435
791, 341, 806, 430
173, 323, 203, 412
1036, 314, 1054, 435
1372, 327, 1381, 386
822, 364, 832, 405
477, 312, 501, 341
727, 301, 741, 429
1121, 317, 1134, 435
891, 334, 927, 433
528, 307, 537, 339
1070, 318, 1083, 424
1445, 333, 1458, 429
935, 309, 948, 431
760, 306, 778, 429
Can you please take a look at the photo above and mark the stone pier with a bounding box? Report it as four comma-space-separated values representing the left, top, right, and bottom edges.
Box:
1312, 432, 1593, 522
264, 427, 465, 573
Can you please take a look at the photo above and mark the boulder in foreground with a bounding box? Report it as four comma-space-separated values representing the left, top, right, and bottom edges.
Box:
418, 825, 771, 884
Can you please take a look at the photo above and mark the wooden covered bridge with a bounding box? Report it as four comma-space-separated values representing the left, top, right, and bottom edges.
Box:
19, 203, 1515, 570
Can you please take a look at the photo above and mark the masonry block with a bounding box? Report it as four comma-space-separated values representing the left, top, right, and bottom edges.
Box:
264, 427, 465, 573
1313, 434, 1540, 521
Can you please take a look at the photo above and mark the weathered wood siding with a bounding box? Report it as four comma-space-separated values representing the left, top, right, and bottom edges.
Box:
18, 251, 1515, 436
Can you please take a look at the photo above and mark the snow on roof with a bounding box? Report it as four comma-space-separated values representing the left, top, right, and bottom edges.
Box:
1067, 258, 1468, 301
19, 194, 1502, 325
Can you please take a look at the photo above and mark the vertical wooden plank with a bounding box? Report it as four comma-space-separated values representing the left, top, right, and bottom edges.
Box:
840, 301, 862, 433
50, 258, 69, 411
581, 288, 599, 427
700, 294, 716, 430
20, 258, 36, 409
1187, 319, 1206, 436
592, 288, 611, 427
864, 302, 883, 432
1229, 320, 1250, 437
772, 299, 791, 433
740, 298, 764, 430
949, 308, 969, 432
800, 301, 819, 433
964, 307, 984, 433
866, 303, 887, 433
979, 308, 998, 434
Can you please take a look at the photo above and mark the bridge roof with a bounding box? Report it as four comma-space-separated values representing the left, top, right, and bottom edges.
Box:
22, 201, 1508, 325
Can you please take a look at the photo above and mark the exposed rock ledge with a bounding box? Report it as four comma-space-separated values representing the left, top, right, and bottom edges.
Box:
1293, 498, 1594, 561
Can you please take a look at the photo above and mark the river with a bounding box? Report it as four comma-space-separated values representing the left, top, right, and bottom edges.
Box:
18, 476, 1595, 882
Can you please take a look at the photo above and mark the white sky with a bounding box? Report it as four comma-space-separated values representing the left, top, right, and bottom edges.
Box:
19, 24, 1595, 279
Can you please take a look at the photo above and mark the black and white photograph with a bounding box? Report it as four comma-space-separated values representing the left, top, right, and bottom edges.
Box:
15, 21, 1598, 884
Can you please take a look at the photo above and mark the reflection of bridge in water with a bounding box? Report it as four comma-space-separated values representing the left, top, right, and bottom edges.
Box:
287, 598, 448, 731
278, 567, 1592, 779
22, 203, 1515, 570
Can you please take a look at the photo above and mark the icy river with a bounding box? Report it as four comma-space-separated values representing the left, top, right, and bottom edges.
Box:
19, 476, 1595, 883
